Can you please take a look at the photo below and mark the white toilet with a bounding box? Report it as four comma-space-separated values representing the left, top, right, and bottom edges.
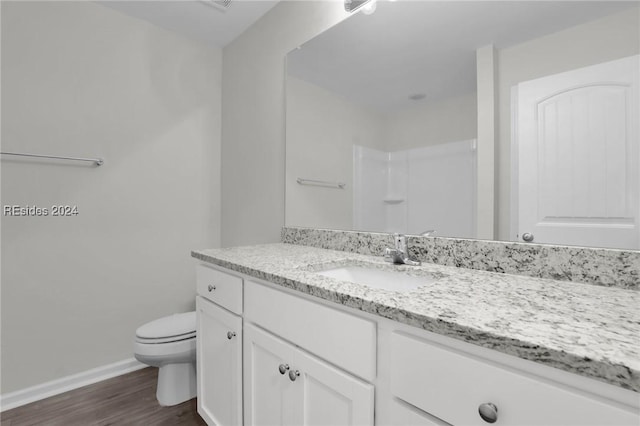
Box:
133, 311, 197, 406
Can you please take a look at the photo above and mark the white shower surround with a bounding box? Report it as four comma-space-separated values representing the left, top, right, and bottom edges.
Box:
353, 140, 477, 237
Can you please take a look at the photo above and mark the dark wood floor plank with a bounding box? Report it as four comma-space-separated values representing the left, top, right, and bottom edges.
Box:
1, 368, 206, 426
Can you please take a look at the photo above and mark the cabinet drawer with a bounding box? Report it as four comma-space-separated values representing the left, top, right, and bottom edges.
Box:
196, 264, 243, 314
390, 332, 638, 426
245, 280, 376, 382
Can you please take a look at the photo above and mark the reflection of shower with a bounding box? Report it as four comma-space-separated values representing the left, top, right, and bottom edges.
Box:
353, 140, 477, 238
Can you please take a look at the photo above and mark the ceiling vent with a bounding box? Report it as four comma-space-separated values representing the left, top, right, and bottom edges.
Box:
200, 0, 232, 13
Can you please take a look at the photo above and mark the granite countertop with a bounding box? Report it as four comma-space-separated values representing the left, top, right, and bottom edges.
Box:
192, 243, 640, 393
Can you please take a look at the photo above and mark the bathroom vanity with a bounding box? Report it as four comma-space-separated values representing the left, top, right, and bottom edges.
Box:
193, 241, 639, 426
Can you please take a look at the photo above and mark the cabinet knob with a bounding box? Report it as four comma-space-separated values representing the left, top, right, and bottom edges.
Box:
227, 331, 236, 340
478, 402, 498, 423
208, 284, 216, 292
288, 370, 300, 382
278, 364, 289, 375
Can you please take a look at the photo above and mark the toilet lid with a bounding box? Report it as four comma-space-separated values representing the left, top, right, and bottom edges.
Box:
135, 331, 196, 344
136, 311, 196, 340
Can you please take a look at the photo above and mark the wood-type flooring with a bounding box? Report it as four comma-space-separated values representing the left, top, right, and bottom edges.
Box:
1, 367, 206, 426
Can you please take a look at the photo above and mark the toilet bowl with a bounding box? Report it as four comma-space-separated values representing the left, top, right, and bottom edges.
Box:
133, 311, 197, 406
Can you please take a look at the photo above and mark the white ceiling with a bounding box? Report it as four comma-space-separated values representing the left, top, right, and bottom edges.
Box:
100, 0, 279, 48
287, 1, 638, 113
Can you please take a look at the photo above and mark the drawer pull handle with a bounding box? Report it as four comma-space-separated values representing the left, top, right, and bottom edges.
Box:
278, 364, 290, 375
227, 331, 236, 340
208, 284, 216, 292
478, 403, 498, 423
288, 370, 300, 382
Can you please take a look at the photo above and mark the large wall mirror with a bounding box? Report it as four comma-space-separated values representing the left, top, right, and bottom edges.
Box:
285, 1, 640, 250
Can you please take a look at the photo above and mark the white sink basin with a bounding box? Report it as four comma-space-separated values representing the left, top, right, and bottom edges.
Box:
316, 266, 435, 292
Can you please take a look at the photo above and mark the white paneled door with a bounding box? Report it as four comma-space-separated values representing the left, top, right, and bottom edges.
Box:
244, 323, 298, 426
515, 55, 639, 249
196, 297, 242, 426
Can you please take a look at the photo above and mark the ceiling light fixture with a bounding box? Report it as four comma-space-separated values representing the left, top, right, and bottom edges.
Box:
199, 0, 232, 13
344, 0, 375, 14
361, 0, 377, 15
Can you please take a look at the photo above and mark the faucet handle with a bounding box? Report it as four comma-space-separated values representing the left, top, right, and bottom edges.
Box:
383, 247, 394, 262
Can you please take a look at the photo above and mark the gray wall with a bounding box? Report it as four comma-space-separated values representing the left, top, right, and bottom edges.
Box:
1, 1, 222, 393
221, 1, 348, 247
286, 76, 386, 230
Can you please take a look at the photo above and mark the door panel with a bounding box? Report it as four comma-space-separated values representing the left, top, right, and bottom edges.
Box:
244, 323, 298, 426
296, 342, 374, 426
196, 297, 242, 426
516, 55, 639, 249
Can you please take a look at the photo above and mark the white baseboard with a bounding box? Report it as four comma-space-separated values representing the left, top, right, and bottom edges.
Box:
0, 358, 146, 412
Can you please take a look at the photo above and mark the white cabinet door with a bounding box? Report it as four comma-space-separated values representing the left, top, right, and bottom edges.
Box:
196, 296, 242, 426
244, 323, 299, 426
295, 342, 374, 426
244, 323, 374, 426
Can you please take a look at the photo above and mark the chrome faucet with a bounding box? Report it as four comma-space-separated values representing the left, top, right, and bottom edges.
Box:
383, 233, 421, 266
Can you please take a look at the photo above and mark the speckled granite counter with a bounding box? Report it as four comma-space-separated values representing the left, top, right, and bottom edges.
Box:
192, 243, 640, 392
